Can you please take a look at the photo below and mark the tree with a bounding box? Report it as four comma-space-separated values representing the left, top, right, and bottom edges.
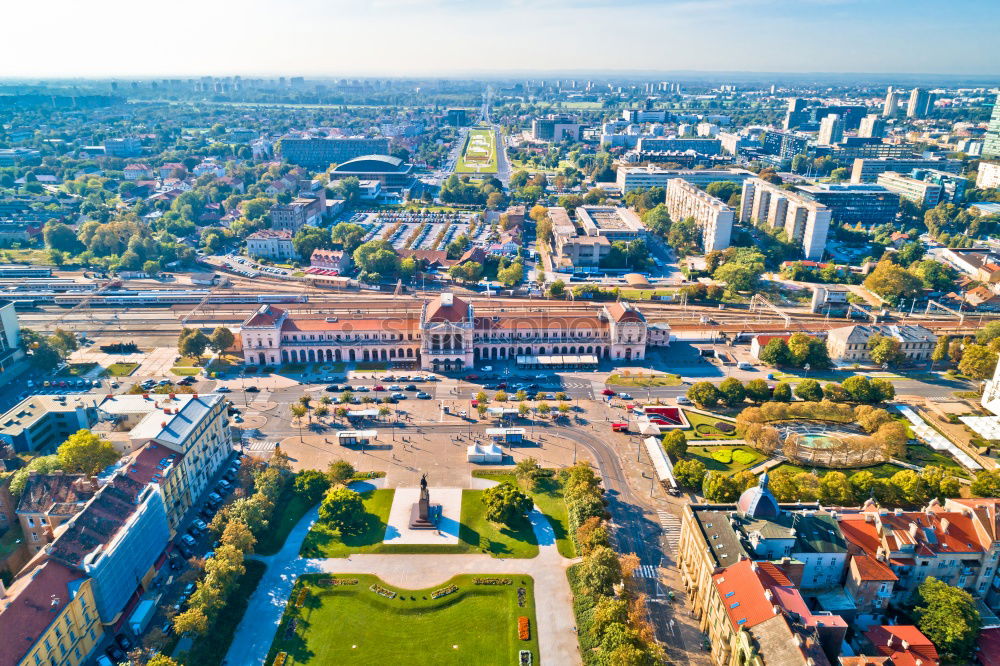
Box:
292, 225, 331, 261
514, 457, 546, 491
43, 221, 82, 253
208, 326, 235, 354
577, 545, 622, 597
931, 335, 950, 368
864, 260, 922, 303
686, 382, 721, 409
842, 376, 876, 403
327, 460, 356, 485
914, 577, 982, 662
661, 430, 687, 460
819, 471, 854, 505
868, 334, 905, 367
178, 327, 209, 359
353, 240, 400, 278
57, 430, 119, 475
958, 344, 998, 379
147, 656, 182, 666
977, 322, 1000, 345
794, 379, 823, 402
482, 482, 532, 525
718, 378, 746, 407
48, 328, 78, 357
219, 519, 256, 553
713, 263, 760, 293
972, 470, 1000, 497
745, 379, 772, 403
548, 279, 566, 298
759, 338, 792, 367
173, 607, 208, 635
871, 378, 896, 402
672, 459, 706, 489
330, 222, 366, 253
9, 455, 62, 495
890, 469, 928, 506
772, 382, 792, 402
293, 470, 330, 504
824, 382, 850, 402
702, 472, 739, 502
318, 485, 365, 533
497, 261, 524, 287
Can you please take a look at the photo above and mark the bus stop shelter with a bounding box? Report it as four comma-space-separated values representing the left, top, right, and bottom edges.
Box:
338, 429, 378, 447
515, 354, 599, 370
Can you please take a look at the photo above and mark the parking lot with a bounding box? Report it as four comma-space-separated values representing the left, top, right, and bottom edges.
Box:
348, 210, 485, 252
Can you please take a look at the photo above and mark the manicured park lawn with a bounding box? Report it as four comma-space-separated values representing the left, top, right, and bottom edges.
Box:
686, 445, 764, 473
682, 409, 739, 439
106, 362, 139, 377
456, 128, 498, 174
66, 362, 98, 377
266, 574, 539, 666
907, 444, 969, 478
607, 372, 682, 388
256, 487, 319, 556
300, 488, 539, 558
472, 470, 576, 558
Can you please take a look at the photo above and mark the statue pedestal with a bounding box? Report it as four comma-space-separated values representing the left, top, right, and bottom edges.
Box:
408, 502, 440, 529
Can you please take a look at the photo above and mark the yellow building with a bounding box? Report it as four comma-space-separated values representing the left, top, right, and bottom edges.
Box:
0, 560, 103, 666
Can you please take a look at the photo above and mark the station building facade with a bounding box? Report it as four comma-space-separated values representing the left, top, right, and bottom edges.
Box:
240, 293, 656, 371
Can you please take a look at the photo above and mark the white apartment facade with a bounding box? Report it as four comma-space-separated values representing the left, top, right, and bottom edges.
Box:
978, 162, 1000, 190
664, 178, 733, 253
739, 178, 831, 261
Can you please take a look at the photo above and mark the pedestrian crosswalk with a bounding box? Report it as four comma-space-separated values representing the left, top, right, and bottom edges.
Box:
636, 564, 660, 579
658, 511, 682, 554
242, 439, 277, 454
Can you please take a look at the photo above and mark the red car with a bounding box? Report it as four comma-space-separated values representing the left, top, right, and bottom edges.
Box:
465, 374, 479, 381
601, 388, 616, 396
373, 385, 385, 391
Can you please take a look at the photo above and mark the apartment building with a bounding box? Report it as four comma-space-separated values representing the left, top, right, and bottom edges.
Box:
16, 474, 96, 554
978, 161, 1000, 190
616, 166, 752, 193
664, 178, 733, 253
850, 157, 961, 183
877, 171, 944, 207
825, 324, 937, 364
0, 560, 104, 666
0, 300, 25, 382
817, 113, 843, 146
0, 395, 100, 453
97, 393, 230, 510
985, 94, 1000, 160
739, 178, 831, 260
242, 292, 650, 371
857, 114, 886, 139
120, 441, 188, 532
270, 194, 325, 233
246, 229, 296, 260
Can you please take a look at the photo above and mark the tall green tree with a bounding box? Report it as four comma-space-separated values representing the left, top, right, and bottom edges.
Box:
914, 577, 982, 662
57, 430, 119, 475
482, 482, 532, 525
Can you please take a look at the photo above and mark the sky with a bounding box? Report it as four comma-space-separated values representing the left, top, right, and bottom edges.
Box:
1, 0, 997, 78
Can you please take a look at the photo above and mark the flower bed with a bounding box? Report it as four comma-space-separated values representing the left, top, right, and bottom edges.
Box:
519, 650, 533, 665
284, 618, 298, 639
715, 421, 736, 433
474, 577, 512, 585
518, 616, 530, 640
295, 588, 308, 607
272, 652, 288, 666
732, 449, 757, 465
431, 584, 458, 599
696, 423, 726, 436
517, 587, 527, 607
319, 577, 358, 586
370, 583, 397, 599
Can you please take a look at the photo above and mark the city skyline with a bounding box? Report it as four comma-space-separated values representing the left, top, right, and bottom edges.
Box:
1, 0, 998, 78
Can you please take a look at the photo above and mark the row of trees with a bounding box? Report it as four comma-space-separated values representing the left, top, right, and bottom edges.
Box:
756, 333, 832, 370
20, 326, 78, 370
177, 326, 235, 359
685, 374, 894, 409
562, 463, 663, 665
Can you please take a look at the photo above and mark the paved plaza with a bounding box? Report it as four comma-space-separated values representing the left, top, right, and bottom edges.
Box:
383, 487, 463, 545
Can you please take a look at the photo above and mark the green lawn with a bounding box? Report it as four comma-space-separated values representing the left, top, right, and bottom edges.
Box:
301, 488, 539, 559
257, 488, 319, 556
456, 129, 498, 174
66, 362, 98, 377
607, 373, 682, 388
177, 559, 266, 665
682, 409, 739, 440
472, 471, 575, 558
907, 444, 970, 478
106, 362, 139, 377
265, 573, 539, 666
170, 367, 201, 376
686, 445, 766, 473
769, 461, 905, 479
618, 288, 677, 301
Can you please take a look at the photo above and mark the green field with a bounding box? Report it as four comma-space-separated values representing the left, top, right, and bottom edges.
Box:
607, 373, 682, 388
301, 488, 538, 558
769, 461, 906, 479
472, 471, 576, 558
106, 362, 139, 377
456, 129, 498, 174
266, 574, 539, 666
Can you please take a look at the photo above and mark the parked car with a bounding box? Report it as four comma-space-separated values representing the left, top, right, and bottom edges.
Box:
216, 386, 231, 393
619, 393, 632, 400
676, 396, 692, 405
105, 646, 127, 663
246, 386, 260, 393
115, 634, 133, 651
180, 534, 196, 547
192, 519, 208, 532
373, 385, 385, 392
176, 543, 194, 559
183, 582, 196, 596
416, 392, 431, 399
601, 388, 616, 396
404, 384, 417, 392
326, 384, 341, 392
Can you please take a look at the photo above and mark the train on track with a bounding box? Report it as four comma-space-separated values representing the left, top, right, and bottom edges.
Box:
4, 290, 308, 307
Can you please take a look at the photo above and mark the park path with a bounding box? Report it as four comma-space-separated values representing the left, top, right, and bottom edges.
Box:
224, 489, 581, 666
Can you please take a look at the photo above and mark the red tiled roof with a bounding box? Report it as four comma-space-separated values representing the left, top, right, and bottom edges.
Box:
851, 554, 898, 582
0, 560, 87, 666
425, 294, 471, 323
865, 625, 939, 666
124, 442, 182, 487
605, 301, 644, 323
474, 315, 607, 331
712, 560, 787, 630
281, 317, 419, 333
47, 475, 147, 567
978, 627, 1000, 666
243, 304, 286, 328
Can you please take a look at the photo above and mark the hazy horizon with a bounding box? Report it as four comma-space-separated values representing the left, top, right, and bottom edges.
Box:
2, 0, 998, 79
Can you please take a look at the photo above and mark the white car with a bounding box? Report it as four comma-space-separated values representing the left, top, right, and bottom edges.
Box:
677, 396, 692, 405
